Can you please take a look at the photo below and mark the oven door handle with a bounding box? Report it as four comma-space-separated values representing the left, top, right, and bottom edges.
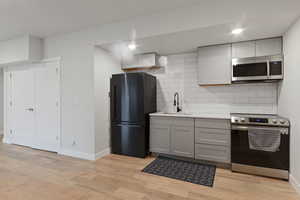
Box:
231, 125, 288, 132
231, 126, 249, 131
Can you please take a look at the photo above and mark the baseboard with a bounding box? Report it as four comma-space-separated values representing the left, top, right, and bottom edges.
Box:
59, 149, 96, 161
59, 148, 110, 161
94, 148, 110, 160
290, 174, 300, 194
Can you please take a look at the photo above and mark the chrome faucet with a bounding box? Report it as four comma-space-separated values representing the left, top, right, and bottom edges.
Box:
173, 92, 182, 113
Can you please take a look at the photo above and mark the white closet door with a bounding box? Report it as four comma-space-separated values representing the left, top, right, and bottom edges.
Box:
11, 68, 35, 147
33, 62, 60, 152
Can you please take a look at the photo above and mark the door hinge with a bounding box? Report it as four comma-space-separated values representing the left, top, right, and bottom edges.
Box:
56, 101, 59, 107
10, 129, 13, 135
9, 73, 12, 79
56, 68, 59, 74
9, 101, 12, 106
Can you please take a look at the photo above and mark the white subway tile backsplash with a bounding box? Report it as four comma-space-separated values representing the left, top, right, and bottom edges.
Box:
146, 53, 278, 114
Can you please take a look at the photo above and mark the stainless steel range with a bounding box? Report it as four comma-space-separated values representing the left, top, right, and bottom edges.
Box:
231, 113, 290, 180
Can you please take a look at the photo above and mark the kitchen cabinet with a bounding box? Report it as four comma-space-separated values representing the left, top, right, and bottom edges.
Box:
150, 115, 230, 163
255, 38, 282, 57
150, 116, 194, 157
232, 37, 282, 59
195, 118, 230, 163
150, 117, 171, 154
170, 118, 195, 158
232, 41, 255, 58
197, 44, 232, 85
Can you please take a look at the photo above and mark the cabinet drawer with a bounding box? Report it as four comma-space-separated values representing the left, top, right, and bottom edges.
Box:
195, 118, 230, 129
172, 118, 194, 127
150, 116, 172, 126
195, 143, 230, 163
195, 128, 230, 146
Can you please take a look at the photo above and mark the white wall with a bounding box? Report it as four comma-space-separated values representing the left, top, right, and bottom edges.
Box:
94, 47, 121, 156
0, 69, 3, 134
278, 17, 300, 192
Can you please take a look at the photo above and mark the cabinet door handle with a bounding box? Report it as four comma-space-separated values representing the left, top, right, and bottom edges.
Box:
26, 108, 34, 112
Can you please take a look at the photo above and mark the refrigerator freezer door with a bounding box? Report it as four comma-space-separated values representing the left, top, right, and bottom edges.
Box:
111, 124, 146, 158
110, 74, 144, 123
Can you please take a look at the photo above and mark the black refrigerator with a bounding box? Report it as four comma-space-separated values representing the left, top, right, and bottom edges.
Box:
110, 72, 157, 158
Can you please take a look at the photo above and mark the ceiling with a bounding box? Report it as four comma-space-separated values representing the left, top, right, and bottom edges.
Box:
0, 0, 201, 41
100, 0, 300, 55
104, 17, 293, 56
0, 0, 300, 49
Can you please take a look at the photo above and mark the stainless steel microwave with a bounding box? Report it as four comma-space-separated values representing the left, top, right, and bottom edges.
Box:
232, 55, 283, 83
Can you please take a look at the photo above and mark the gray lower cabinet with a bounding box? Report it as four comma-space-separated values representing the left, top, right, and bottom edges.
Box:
150, 116, 230, 163
195, 119, 231, 163
150, 117, 171, 154
171, 125, 194, 158
150, 124, 171, 154
150, 116, 194, 157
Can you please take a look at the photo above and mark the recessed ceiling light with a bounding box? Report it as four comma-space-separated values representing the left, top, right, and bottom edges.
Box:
128, 42, 137, 50
231, 28, 244, 35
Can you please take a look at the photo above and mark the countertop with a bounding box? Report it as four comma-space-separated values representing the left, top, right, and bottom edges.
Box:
149, 112, 231, 120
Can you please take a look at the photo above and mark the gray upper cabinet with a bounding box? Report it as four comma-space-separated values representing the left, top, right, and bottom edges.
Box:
197, 37, 282, 86
255, 38, 282, 57
198, 44, 232, 85
232, 41, 255, 58
232, 37, 282, 59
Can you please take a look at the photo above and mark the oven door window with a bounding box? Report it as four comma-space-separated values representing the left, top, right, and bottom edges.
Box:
233, 62, 268, 77
269, 61, 282, 76
231, 128, 289, 170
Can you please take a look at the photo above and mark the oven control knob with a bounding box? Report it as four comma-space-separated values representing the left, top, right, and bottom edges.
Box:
240, 118, 246, 122
280, 120, 286, 124
272, 119, 278, 124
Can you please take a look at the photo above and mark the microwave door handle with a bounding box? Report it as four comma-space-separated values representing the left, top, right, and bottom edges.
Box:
267, 60, 270, 78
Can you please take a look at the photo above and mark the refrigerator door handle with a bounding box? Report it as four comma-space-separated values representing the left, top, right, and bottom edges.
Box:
115, 124, 143, 128
113, 86, 117, 120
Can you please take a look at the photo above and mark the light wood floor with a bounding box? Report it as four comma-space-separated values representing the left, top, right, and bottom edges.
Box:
0, 140, 299, 200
